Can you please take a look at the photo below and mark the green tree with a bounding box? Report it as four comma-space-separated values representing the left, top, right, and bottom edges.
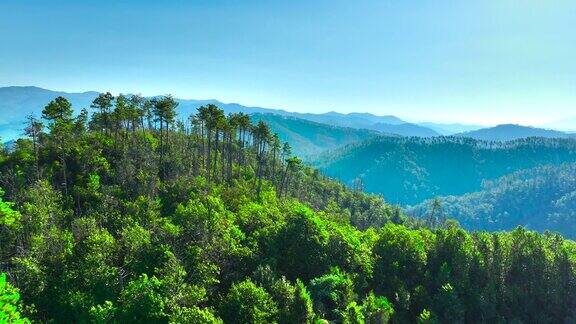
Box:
24, 115, 43, 180
91, 92, 115, 133
362, 292, 394, 324
309, 268, 355, 321
220, 279, 278, 324
152, 95, 178, 178
0, 187, 21, 228
116, 274, 167, 323
0, 273, 30, 323
42, 96, 75, 195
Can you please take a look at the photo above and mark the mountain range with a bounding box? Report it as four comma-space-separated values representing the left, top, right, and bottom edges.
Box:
0, 86, 438, 141
313, 136, 576, 205
2, 86, 575, 144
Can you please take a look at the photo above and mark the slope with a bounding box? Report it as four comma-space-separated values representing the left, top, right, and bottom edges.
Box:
251, 113, 381, 158
407, 163, 576, 238
2, 96, 576, 323
314, 136, 576, 205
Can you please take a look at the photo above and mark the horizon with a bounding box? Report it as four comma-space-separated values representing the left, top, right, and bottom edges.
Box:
1, 0, 576, 127
3, 84, 576, 132
1, 84, 568, 131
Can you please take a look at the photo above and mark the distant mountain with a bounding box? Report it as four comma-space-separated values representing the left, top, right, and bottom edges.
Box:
292, 111, 405, 128
370, 122, 439, 137
456, 124, 570, 141
313, 136, 576, 205
418, 122, 483, 135
174, 102, 438, 137
407, 163, 576, 238
251, 114, 381, 159
0, 86, 100, 139
0, 86, 437, 140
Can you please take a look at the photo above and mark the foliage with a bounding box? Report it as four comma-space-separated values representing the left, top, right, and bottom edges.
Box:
0, 188, 21, 227
315, 136, 576, 205
220, 279, 278, 324
0, 95, 575, 323
0, 273, 30, 323
409, 163, 576, 238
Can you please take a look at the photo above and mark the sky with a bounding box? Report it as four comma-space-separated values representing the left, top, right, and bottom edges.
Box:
1, 0, 575, 127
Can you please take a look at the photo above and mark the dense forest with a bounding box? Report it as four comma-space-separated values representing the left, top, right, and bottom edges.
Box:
1, 94, 576, 323
314, 136, 576, 205
408, 163, 576, 238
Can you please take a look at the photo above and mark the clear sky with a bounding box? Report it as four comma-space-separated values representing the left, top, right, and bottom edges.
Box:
1, 0, 575, 126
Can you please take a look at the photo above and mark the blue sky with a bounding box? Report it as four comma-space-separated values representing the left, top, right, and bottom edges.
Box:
1, 0, 575, 126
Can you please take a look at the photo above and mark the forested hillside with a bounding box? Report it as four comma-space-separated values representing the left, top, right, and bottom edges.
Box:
408, 163, 576, 238
314, 136, 576, 205
251, 114, 380, 158
1, 94, 576, 323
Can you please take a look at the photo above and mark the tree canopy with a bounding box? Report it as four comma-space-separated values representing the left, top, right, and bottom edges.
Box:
1, 94, 576, 323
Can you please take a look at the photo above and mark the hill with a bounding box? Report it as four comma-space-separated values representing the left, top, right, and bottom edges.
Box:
418, 122, 484, 135
251, 114, 380, 158
2, 95, 576, 322
407, 163, 576, 238
0, 86, 100, 139
290, 112, 440, 137
314, 136, 576, 205
288, 111, 405, 128
371, 122, 439, 137
456, 124, 570, 141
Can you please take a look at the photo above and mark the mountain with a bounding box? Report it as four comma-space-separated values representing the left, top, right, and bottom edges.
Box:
313, 136, 576, 205
175, 101, 437, 138
291, 111, 405, 128
418, 122, 484, 135
251, 114, 380, 159
370, 122, 440, 137
456, 124, 570, 141
407, 163, 576, 238
0, 86, 439, 141
291, 112, 441, 137
0, 86, 100, 139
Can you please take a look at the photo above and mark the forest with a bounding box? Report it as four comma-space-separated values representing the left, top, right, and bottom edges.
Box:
408, 163, 576, 238
1, 93, 576, 323
314, 136, 576, 205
